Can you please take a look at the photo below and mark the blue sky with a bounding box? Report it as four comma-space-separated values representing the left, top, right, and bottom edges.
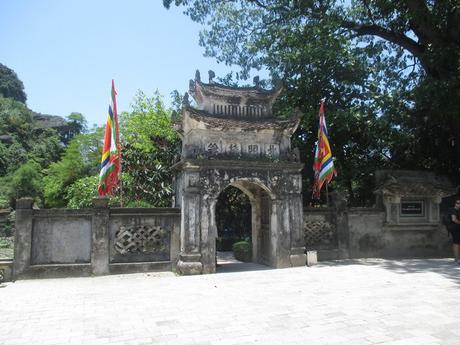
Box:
0, 1, 240, 126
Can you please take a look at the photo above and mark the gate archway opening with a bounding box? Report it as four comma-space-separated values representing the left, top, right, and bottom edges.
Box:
215, 186, 251, 253
213, 180, 274, 270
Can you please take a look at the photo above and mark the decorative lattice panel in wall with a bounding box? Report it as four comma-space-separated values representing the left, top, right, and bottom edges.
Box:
114, 225, 167, 255
304, 219, 336, 247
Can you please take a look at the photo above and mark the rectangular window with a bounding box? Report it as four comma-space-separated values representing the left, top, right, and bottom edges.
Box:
400, 200, 425, 217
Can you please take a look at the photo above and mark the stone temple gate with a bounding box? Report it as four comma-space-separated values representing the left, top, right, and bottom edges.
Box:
173, 71, 307, 274
7, 72, 455, 282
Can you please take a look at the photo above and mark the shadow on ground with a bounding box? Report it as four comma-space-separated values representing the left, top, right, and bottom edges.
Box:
318, 258, 460, 285
216, 251, 272, 273
217, 251, 460, 285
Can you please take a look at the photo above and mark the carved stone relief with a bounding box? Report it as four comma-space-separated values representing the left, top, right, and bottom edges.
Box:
206, 142, 220, 155
304, 219, 336, 247
265, 144, 279, 158
248, 144, 259, 155
194, 167, 302, 200
227, 143, 241, 154
114, 225, 168, 255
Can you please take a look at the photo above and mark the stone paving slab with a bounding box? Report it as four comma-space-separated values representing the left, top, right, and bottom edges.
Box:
1, 258, 459, 345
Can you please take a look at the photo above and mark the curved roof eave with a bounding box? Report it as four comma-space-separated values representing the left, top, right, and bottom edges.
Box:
185, 107, 300, 132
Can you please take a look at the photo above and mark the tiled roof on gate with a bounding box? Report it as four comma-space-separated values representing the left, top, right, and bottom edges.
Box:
186, 106, 300, 131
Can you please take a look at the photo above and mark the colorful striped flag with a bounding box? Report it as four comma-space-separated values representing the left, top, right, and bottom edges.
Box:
312, 100, 336, 200
98, 80, 121, 196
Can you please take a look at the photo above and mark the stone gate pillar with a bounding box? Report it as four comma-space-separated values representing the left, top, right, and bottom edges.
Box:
271, 194, 306, 268
13, 197, 34, 278
288, 194, 307, 267
199, 196, 217, 274
177, 187, 203, 275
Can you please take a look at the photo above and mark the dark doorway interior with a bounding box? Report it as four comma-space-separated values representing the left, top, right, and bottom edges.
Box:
215, 186, 251, 252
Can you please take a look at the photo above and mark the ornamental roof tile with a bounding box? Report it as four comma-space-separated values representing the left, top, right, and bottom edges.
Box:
186, 106, 300, 131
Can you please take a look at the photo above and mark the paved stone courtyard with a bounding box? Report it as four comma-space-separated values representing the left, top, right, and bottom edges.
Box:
1, 258, 460, 345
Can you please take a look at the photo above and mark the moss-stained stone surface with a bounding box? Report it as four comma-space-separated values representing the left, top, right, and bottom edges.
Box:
174, 73, 306, 274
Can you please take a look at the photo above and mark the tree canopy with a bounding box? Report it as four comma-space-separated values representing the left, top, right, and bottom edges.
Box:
119, 91, 180, 207
0, 63, 27, 104
0, 64, 90, 207
164, 0, 460, 204
164, 0, 459, 81
0, 97, 62, 176
39, 90, 180, 209
43, 129, 103, 208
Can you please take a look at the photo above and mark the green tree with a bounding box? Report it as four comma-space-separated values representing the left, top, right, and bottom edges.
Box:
0, 63, 27, 103
42, 91, 180, 209
43, 129, 103, 207
63, 112, 88, 144
0, 97, 33, 148
29, 128, 62, 169
66, 175, 99, 209
164, 0, 460, 204
0, 97, 62, 176
120, 91, 180, 207
1, 160, 44, 205
164, 0, 459, 82
1, 142, 27, 176
0, 143, 8, 176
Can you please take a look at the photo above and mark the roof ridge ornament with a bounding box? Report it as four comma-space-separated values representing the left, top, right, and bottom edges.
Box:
253, 76, 260, 88
182, 92, 190, 107
208, 70, 215, 84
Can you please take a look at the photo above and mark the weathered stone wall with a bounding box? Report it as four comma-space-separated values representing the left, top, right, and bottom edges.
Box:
13, 198, 180, 279
303, 207, 451, 260
347, 208, 451, 258
347, 208, 385, 258
303, 207, 349, 261
31, 211, 92, 265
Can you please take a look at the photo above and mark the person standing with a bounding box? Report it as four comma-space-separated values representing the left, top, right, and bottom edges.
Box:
447, 198, 460, 263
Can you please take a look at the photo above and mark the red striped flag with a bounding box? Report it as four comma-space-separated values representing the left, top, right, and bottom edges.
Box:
312, 100, 337, 199
97, 80, 121, 196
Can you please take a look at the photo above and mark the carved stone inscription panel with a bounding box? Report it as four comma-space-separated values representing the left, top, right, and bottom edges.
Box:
201, 141, 280, 159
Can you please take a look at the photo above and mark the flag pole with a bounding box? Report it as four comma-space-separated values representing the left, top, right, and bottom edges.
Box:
325, 182, 329, 206
112, 79, 123, 207
119, 151, 123, 208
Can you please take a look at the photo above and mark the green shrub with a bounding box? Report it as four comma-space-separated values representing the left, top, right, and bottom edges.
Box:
123, 199, 154, 208
5, 160, 43, 205
216, 236, 240, 251
0, 236, 14, 259
0, 211, 15, 237
66, 175, 99, 209
0, 237, 13, 248
232, 241, 252, 262
0, 195, 9, 209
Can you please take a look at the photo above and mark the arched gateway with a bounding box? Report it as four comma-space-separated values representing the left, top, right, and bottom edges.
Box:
173, 72, 306, 274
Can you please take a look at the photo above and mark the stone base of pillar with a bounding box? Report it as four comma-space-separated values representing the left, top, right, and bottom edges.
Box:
289, 247, 307, 267
338, 248, 350, 259
177, 253, 202, 275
